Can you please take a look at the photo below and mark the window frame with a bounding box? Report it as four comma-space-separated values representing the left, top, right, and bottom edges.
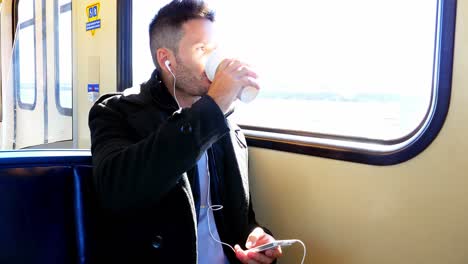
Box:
117, 0, 132, 92
53, 0, 72, 116
14, 0, 38, 111
122, 0, 456, 165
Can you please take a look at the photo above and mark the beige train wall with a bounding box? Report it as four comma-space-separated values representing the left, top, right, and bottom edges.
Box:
74, 0, 116, 148
70, 1, 468, 264
249, 2, 468, 263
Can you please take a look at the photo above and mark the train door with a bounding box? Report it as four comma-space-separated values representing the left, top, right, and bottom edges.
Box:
12, 0, 44, 149
1, 0, 72, 150
46, 0, 72, 148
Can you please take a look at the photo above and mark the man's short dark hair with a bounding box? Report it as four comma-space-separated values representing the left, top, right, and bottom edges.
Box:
149, 0, 215, 69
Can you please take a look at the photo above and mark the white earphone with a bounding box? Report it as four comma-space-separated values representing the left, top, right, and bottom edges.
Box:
165, 60, 172, 73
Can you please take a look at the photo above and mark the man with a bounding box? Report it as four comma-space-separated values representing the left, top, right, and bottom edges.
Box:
89, 0, 282, 263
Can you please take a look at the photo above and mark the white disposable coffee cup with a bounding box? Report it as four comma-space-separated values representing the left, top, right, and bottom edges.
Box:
205, 50, 259, 103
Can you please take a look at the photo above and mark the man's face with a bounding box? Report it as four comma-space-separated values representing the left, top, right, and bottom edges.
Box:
173, 18, 217, 97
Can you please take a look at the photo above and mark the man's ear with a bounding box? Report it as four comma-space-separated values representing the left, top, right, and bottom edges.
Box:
156, 48, 174, 73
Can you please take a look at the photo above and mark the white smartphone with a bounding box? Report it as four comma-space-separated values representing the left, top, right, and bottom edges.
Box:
249, 239, 297, 253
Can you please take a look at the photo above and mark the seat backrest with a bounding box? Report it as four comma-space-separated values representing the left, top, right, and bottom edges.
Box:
0, 164, 96, 264
0, 166, 77, 264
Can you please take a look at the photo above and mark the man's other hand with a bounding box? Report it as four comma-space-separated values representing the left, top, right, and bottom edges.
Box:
234, 227, 282, 264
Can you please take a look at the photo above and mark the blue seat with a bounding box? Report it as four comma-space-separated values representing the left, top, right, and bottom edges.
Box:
0, 151, 95, 264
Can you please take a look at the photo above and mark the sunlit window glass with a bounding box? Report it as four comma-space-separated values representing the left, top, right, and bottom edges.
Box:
57, 0, 72, 110
218, 0, 437, 141
132, 0, 172, 86
17, 0, 36, 107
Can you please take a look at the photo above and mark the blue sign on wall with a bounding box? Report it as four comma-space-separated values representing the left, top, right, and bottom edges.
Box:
86, 3, 101, 35
87, 84, 100, 93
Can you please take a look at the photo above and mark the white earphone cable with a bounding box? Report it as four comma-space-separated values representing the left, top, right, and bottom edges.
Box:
206, 152, 236, 253
295, 239, 307, 264
205, 153, 307, 263
168, 67, 181, 109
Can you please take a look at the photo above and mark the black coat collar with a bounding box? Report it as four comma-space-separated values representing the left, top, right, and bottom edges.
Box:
143, 69, 179, 113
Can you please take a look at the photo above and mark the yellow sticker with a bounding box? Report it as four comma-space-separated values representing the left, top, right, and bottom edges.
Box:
86, 2, 101, 36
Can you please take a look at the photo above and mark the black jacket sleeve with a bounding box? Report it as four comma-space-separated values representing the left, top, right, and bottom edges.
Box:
89, 95, 230, 212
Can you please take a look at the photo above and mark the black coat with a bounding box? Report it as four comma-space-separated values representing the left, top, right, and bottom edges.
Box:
88, 70, 267, 263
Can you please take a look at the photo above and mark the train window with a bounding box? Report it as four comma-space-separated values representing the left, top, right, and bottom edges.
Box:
132, 1, 172, 86
54, 0, 72, 115
15, 0, 37, 110
212, 0, 437, 140
129, 0, 455, 164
